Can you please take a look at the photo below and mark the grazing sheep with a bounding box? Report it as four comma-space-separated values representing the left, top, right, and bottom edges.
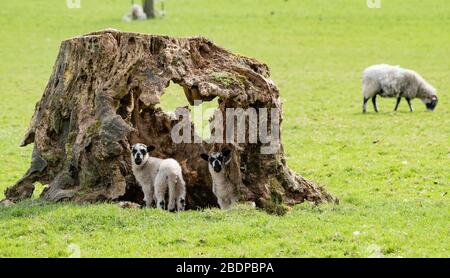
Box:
362, 64, 438, 113
131, 143, 186, 212
200, 148, 239, 209
122, 3, 148, 22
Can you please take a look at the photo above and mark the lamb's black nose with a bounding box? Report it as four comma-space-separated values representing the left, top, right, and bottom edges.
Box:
135, 158, 142, 165
213, 166, 221, 172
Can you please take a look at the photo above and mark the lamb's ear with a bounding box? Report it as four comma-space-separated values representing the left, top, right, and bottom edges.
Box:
200, 153, 209, 161
147, 145, 156, 152
221, 148, 231, 157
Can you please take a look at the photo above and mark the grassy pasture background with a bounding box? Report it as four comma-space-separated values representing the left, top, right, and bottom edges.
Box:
0, 0, 448, 257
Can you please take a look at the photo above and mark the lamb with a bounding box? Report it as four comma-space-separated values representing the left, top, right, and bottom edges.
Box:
362, 64, 438, 113
131, 143, 186, 212
200, 148, 239, 209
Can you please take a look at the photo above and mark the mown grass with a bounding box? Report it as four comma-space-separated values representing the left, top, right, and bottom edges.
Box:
0, 0, 449, 257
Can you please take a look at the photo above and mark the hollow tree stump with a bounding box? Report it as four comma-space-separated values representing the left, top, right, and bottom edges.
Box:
4, 30, 337, 214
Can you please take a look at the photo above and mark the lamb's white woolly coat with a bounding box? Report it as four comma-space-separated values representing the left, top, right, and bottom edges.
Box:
207, 163, 239, 210
132, 156, 186, 211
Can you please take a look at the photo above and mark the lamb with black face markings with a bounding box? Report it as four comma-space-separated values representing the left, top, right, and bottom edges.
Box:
200, 148, 239, 210
131, 143, 186, 212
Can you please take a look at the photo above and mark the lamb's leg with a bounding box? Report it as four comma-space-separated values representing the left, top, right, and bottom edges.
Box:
144, 185, 154, 208
167, 177, 177, 212
363, 97, 369, 113
177, 197, 186, 211
394, 97, 401, 111
406, 97, 414, 112
154, 173, 167, 210
372, 95, 378, 112
176, 179, 186, 211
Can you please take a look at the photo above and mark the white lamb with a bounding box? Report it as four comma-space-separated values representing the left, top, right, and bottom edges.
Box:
131, 143, 186, 212
362, 64, 438, 113
200, 148, 239, 209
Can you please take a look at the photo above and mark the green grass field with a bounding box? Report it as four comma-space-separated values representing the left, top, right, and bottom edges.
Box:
0, 0, 449, 257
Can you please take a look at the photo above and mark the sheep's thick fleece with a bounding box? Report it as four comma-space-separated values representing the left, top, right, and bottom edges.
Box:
362, 64, 437, 99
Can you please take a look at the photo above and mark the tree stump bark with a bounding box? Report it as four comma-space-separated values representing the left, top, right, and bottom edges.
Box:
4, 30, 337, 214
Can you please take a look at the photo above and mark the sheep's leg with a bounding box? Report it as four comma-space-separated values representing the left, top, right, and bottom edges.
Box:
177, 197, 186, 211
154, 174, 168, 210
167, 178, 177, 212
394, 97, 401, 111
406, 97, 414, 112
372, 95, 378, 112
176, 180, 186, 211
362, 97, 369, 113
155, 190, 166, 210
143, 185, 154, 208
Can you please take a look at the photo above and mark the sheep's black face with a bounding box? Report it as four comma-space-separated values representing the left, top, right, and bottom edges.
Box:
131, 143, 155, 166
425, 96, 438, 111
201, 148, 231, 173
